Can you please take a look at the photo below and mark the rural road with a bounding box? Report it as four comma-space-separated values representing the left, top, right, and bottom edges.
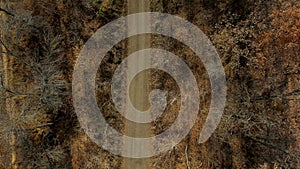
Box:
123, 0, 152, 169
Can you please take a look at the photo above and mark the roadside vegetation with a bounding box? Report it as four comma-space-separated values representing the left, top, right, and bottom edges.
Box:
0, 0, 299, 168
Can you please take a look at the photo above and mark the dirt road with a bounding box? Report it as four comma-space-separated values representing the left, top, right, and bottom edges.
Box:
123, 0, 152, 169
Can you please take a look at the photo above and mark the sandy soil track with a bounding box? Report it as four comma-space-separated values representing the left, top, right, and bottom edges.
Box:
123, 0, 151, 169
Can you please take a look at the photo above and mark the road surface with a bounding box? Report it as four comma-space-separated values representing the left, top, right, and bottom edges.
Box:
123, 0, 152, 169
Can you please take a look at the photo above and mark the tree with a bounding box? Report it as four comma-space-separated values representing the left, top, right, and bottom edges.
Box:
0, 1, 66, 168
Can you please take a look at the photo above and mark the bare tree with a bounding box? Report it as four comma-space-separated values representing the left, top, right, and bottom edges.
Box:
0, 2, 66, 168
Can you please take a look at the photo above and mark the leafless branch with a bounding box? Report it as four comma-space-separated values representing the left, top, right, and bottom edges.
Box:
0, 7, 14, 16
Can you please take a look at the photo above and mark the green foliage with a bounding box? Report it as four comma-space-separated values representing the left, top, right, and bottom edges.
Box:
97, 6, 105, 18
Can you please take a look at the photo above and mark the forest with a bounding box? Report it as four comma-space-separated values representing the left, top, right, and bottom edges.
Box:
0, 0, 299, 168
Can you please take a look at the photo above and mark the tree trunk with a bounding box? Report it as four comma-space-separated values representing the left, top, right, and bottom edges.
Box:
2, 35, 18, 169
0, 1, 19, 169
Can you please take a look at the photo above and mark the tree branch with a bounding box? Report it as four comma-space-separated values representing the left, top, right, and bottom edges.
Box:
0, 7, 14, 16
0, 39, 11, 53
245, 134, 290, 154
